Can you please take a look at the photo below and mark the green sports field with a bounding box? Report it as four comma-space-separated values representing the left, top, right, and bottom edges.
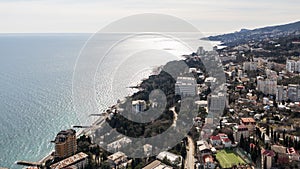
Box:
216, 149, 246, 168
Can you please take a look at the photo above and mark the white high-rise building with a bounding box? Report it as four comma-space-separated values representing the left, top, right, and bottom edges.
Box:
175, 76, 197, 96
243, 62, 258, 72
288, 84, 300, 102
266, 69, 278, 80
286, 59, 300, 73
276, 85, 288, 102
197, 46, 205, 56
257, 77, 277, 95
208, 93, 227, 112
132, 100, 146, 113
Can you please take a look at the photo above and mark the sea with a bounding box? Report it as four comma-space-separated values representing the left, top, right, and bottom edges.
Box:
0, 33, 219, 168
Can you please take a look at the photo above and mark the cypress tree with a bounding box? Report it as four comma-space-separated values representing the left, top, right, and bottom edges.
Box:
266, 126, 270, 137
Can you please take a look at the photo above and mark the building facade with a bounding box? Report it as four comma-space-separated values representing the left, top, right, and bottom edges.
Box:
175, 76, 197, 96
132, 100, 146, 113
243, 62, 258, 72
233, 125, 249, 142
257, 77, 277, 95
288, 84, 300, 102
50, 152, 88, 169
54, 129, 77, 159
286, 59, 300, 73
208, 93, 227, 112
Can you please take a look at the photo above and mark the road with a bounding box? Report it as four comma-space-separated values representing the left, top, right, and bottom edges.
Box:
185, 136, 195, 169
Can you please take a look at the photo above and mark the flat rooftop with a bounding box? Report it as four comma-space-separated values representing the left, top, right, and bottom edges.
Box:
50, 152, 88, 169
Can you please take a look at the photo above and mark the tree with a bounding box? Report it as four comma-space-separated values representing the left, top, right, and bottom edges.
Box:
270, 127, 274, 139
220, 119, 223, 129
273, 131, 277, 143
283, 130, 287, 146
101, 162, 111, 169
240, 134, 245, 148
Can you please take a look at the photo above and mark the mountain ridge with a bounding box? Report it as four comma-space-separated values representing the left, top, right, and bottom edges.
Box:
205, 21, 300, 47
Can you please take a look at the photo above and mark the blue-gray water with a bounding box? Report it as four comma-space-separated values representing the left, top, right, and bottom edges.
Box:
0, 33, 215, 168
0, 34, 90, 168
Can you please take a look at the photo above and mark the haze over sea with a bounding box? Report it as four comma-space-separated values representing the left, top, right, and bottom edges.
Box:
0, 33, 218, 168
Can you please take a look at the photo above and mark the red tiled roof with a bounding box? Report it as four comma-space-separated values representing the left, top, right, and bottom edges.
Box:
222, 138, 231, 143
210, 136, 221, 141
241, 118, 256, 123
203, 155, 214, 163
262, 150, 275, 157
250, 143, 256, 148
238, 125, 248, 129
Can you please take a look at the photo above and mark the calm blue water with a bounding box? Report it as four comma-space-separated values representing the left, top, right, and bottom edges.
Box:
0, 33, 215, 168
0, 34, 90, 168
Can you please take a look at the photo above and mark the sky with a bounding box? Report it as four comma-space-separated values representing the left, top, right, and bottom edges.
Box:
0, 0, 299, 34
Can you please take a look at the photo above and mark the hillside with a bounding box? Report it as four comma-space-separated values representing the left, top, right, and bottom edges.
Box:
205, 21, 300, 47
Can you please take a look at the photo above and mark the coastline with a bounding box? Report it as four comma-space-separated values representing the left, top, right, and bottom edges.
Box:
37, 67, 159, 165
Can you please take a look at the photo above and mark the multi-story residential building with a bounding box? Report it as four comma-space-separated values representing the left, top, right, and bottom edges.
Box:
53, 129, 77, 159
276, 85, 288, 102
208, 93, 227, 112
233, 125, 249, 142
132, 100, 146, 113
257, 77, 277, 95
286, 59, 300, 73
175, 76, 197, 96
50, 152, 88, 169
107, 151, 130, 169
197, 46, 205, 56
243, 62, 258, 72
288, 84, 300, 102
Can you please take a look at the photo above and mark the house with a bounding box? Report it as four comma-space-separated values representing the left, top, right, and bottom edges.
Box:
218, 133, 228, 139
196, 140, 207, 147
157, 151, 182, 168
288, 147, 300, 161
271, 145, 289, 164
203, 155, 215, 169
222, 138, 232, 148
209, 135, 221, 146
107, 151, 130, 169
144, 144, 153, 157
240, 118, 256, 133
199, 142, 212, 156
261, 149, 275, 169
233, 125, 249, 142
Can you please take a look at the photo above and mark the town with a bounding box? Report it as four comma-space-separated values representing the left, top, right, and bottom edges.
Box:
10, 24, 300, 169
